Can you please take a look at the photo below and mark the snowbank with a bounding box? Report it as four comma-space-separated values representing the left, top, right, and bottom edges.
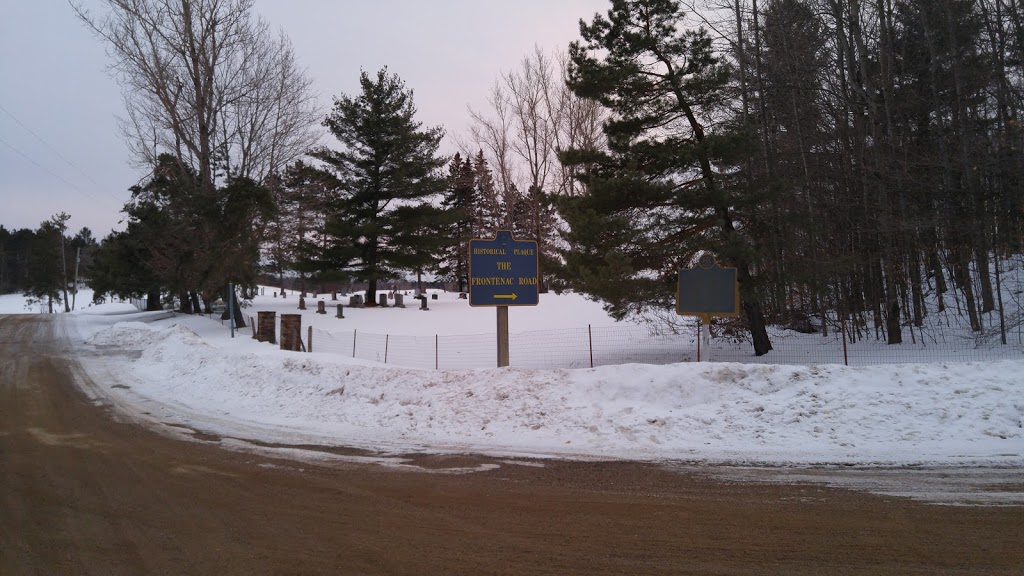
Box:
77, 318, 1024, 465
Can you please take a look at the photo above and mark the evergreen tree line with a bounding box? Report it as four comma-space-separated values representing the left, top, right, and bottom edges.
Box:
266, 147, 555, 297
0, 216, 97, 312
88, 157, 273, 324
86, 68, 464, 312
547, 0, 1024, 354
84, 67, 555, 313
724, 0, 1024, 346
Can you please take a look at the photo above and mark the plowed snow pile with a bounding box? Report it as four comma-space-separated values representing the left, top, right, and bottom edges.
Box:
80, 320, 1024, 465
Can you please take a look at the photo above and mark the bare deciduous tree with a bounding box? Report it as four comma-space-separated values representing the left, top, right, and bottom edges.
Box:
552, 52, 605, 198
72, 0, 321, 192
469, 78, 519, 227
469, 46, 606, 212
467, 46, 606, 292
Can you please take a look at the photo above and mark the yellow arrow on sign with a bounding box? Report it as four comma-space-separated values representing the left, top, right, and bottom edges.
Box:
494, 294, 518, 300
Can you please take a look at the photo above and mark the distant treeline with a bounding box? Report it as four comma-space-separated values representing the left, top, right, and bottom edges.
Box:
0, 220, 98, 311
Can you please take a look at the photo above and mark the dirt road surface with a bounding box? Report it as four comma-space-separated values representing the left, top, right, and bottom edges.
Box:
2, 314, 1022, 575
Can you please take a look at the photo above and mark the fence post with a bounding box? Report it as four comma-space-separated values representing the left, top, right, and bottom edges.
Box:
701, 314, 712, 362
308, 326, 313, 353
588, 324, 594, 368
696, 318, 701, 362
352, 329, 357, 358
841, 315, 849, 366
384, 334, 389, 364
435, 334, 439, 370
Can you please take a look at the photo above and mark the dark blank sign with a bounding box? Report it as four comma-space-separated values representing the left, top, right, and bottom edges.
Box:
677, 263, 739, 317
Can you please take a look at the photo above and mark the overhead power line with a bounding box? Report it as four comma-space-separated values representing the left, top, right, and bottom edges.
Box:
0, 101, 126, 205
0, 134, 118, 211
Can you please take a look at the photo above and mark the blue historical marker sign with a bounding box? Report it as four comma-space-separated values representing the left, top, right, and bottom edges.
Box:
469, 230, 539, 307
677, 254, 740, 317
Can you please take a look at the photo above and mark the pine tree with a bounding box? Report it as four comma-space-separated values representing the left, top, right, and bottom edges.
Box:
87, 226, 163, 309
87, 154, 270, 321
124, 155, 206, 314
268, 160, 338, 293
560, 0, 772, 354
51, 213, 72, 313
436, 153, 476, 292
472, 150, 501, 236
1, 227, 42, 297
520, 184, 560, 293
755, 0, 834, 330
23, 219, 67, 313
0, 226, 9, 294
311, 68, 451, 305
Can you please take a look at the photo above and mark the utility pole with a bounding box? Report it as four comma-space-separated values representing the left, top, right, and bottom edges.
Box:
0, 243, 6, 293
50, 212, 72, 313
60, 227, 70, 313
72, 247, 81, 311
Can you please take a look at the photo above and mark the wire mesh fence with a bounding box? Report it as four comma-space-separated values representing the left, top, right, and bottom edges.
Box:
303, 320, 1023, 370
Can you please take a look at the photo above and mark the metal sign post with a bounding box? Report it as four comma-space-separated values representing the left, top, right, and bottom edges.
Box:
469, 230, 539, 367
677, 254, 739, 362
497, 305, 510, 367
700, 313, 712, 362
229, 282, 235, 338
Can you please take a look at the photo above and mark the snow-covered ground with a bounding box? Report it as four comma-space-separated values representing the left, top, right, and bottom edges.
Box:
126, 287, 1024, 370
3, 287, 1021, 468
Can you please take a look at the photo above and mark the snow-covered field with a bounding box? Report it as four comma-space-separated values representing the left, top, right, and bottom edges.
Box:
3, 287, 1022, 467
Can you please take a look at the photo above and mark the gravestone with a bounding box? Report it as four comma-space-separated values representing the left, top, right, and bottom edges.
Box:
298, 296, 306, 310
378, 294, 389, 307
257, 311, 276, 344
349, 295, 363, 308
419, 296, 429, 311
336, 304, 344, 318
395, 294, 405, 308
316, 300, 326, 314
331, 292, 337, 301
280, 314, 302, 351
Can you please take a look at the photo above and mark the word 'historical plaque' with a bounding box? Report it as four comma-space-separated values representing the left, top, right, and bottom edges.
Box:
469, 230, 539, 307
